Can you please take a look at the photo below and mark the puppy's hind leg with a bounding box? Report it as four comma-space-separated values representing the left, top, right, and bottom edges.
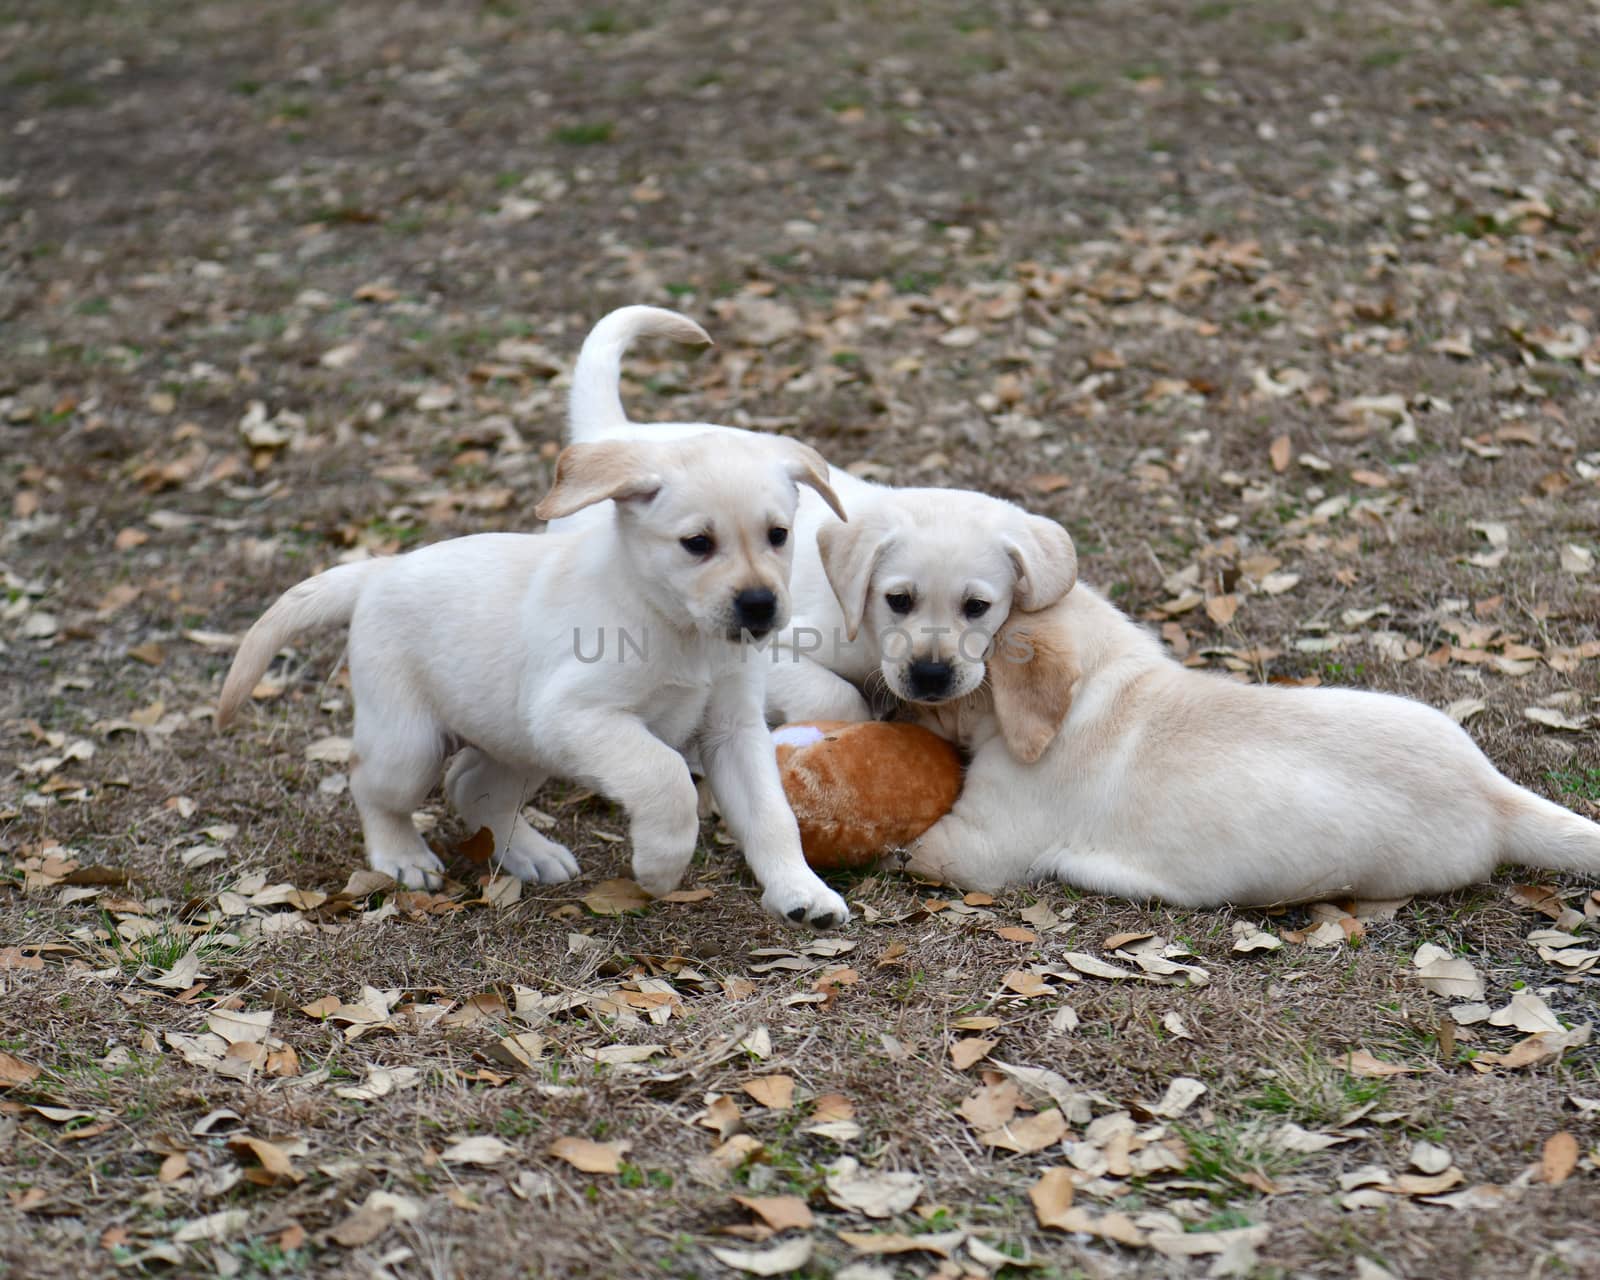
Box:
349, 707, 448, 890
1031, 846, 1212, 907
444, 748, 579, 884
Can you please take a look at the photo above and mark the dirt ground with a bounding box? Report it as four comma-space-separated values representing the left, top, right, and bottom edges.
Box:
3, 1, 1600, 1277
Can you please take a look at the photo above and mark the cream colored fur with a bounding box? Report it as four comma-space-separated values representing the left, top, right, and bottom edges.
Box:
217, 427, 851, 928
906, 583, 1600, 905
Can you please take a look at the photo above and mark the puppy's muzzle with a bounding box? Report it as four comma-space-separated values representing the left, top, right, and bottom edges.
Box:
734, 587, 779, 637
907, 659, 954, 701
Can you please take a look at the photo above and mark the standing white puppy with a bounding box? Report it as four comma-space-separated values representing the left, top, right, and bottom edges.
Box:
217, 414, 853, 927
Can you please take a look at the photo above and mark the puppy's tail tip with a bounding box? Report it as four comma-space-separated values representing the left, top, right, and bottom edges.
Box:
1501, 787, 1600, 878
215, 560, 376, 731
568, 305, 712, 442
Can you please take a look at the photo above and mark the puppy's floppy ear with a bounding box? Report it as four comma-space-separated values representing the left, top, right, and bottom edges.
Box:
534, 442, 662, 521
817, 514, 895, 641
987, 601, 1078, 764
774, 439, 848, 522
1003, 514, 1078, 611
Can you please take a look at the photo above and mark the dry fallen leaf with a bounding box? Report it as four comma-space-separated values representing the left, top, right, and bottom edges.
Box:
1061, 952, 1134, 980
1412, 944, 1486, 1001
1205, 593, 1240, 627
1559, 544, 1594, 576
442, 1135, 516, 1167
1231, 922, 1282, 953
836, 1229, 966, 1257
0, 1051, 41, 1089
707, 1237, 815, 1276
741, 1075, 795, 1111
582, 878, 652, 915
1471, 1023, 1592, 1072
1408, 1140, 1453, 1175
823, 1157, 923, 1218
1487, 991, 1564, 1036
979, 1107, 1068, 1154
1385, 1167, 1464, 1196
227, 1135, 303, 1186
1002, 969, 1054, 998
733, 1194, 814, 1233
1334, 1050, 1421, 1079
1028, 1167, 1078, 1232
950, 1037, 998, 1070
959, 1080, 1020, 1131
1540, 1132, 1579, 1186
1523, 706, 1591, 733
172, 1209, 249, 1245
548, 1136, 629, 1174
1152, 1077, 1207, 1118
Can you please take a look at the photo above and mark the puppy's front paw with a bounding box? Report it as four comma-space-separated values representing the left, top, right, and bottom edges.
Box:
495, 827, 580, 884
629, 811, 699, 898
762, 877, 851, 931
371, 847, 446, 891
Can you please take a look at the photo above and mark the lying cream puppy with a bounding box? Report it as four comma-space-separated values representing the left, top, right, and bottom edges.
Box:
906, 580, 1600, 904
216, 431, 854, 928
554, 306, 1080, 723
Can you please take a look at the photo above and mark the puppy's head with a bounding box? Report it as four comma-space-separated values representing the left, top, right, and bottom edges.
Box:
536, 434, 845, 640
817, 489, 1076, 706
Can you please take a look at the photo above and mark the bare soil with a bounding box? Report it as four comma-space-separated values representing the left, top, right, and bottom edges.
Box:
3, 2, 1599, 1277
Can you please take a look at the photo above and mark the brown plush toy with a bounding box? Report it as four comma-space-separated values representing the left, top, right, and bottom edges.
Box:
773, 721, 963, 871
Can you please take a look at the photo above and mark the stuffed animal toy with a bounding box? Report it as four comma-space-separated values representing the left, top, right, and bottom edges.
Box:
772, 721, 963, 871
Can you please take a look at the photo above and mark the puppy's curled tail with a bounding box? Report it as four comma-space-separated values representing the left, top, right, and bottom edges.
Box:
215, 560, 383, 730
568, 305, 712, 441
1500, 786, 1600, 877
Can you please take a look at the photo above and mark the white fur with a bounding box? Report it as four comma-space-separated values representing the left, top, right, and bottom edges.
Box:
906, 583, 1600, 905
554, 306, 1078, 721
217, 421, 851, 930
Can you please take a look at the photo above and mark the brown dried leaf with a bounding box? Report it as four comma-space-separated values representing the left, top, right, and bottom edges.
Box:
1029, 1167, 1074, 1227
582, 878, 652, 915
979, 1106, 1068, 1153
326, 1206, 391, 1248
733, 1194, 814, 1233
548, 1136, 629, 1173
1333, 1050, 1421, 1079
741, 1075, 795, 1111
810, 1093, 854, 1123
836, 1230, 964, 1257
1205, 594, 1240, 627
1541, 1132, 1579, 1186
1002, 970, 1053, 998
227, 1135, 303, 1185
0, 1051, 41, 1089
698, 1095, 744, 1140
949, 1037, 998, 1071
959, 1080, 1020, 1131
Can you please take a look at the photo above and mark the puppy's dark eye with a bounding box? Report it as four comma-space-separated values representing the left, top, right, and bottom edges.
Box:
768, 527, 789, 548
885, 591, 913, 615
680, 534, 714, 556
963, 599, 991, 619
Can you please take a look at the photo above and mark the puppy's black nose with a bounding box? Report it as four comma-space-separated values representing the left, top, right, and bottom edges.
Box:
908, 659, 953, 699
735, 588, 778, 632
